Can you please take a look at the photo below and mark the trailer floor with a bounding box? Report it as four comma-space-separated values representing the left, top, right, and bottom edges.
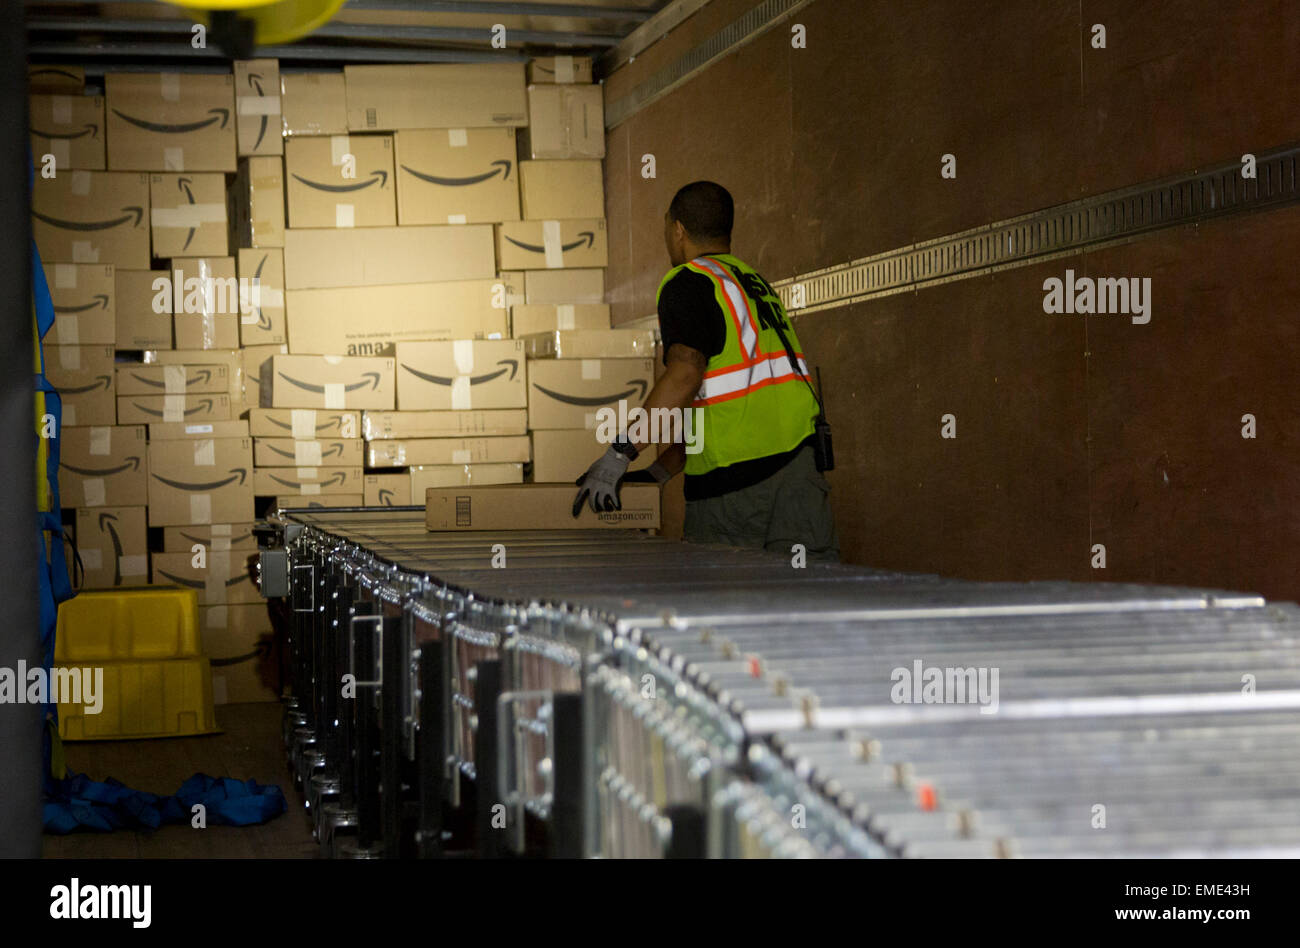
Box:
43, 702, 316, 859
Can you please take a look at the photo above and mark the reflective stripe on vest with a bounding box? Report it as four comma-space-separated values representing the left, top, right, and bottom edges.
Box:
696, 351, 810, 404
686, 255, 759, 360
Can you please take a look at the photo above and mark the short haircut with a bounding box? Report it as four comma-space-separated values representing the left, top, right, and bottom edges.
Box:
668, 181, 734, 240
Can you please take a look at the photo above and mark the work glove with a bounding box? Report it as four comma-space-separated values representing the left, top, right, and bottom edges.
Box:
622, 460, 672, 485
572, 444, 633, 516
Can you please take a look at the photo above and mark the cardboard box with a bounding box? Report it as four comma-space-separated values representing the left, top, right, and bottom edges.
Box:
367, 435, 530, 468
498, 270, 526, 308
496, 219, 607, 270
253, 466, 363, 496
150, 550, 260, 605
519, 160, 604, 220
522, 329, 655, 359
105, 73, 236, 172
46, 345, 116, 426
32, 171, 150, 268
163, 522, 258, 552
116, 362, 228, 396
511, 303, 609, 336
267, 494, 362, 513
248, 408, 360, 439
284, 225, 495, 290
263, 354, 395, 410
170, 257, 240, 350
115, 269, 172, 350
364, 473, 411, 506
241, 343, 287, 411
30, 94, 105, 170
234, 59, 283, 157
410, 463, 522, 493
143, 349, 243, 412
74, 506, 149, 589
117, 393, 231, 425
149, 420, 250, 441
527, 358, 655, 429
531, 428, 658, 483
236, 249, 286, 346
285, 135, 395, 228
286, 281, 508, 356
59, 425, 148, 508
228, 155, 285, 248
200, 603, 278, 704
524, 268, 605, 305
395, 340, 526, 410
281, 73, 347, 137
521, 85, 605, 159
42, 263, 116, 345
149, 173, 228, 257
344, 64, 527, 130
361, 408, 527, 440
394, 128, 520, 225
527, 56, 593, 85
254, 438, 363, 467
425, 483, 659, 531
29, 65, 84, 94
146, 436, 254, 526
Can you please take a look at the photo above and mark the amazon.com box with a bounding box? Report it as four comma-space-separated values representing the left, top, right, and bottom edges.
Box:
286, 281, 507, 356
510, 303, 608, 337
344, 63, 527, 131
115, 269, 172, 350
45, 345, 116, 426
151, 550, 260, 605
262, 355, 395, 410
32, 171, 150, 268
145, 436, 254, 526
527, 358, 654, 430
280, 73, 347, 137
74, 506, 148, 590
496, 219, 607, 270
43, 263, 116, 345
229, 155, 285, 248
116, 363, 229, 396
163, 522, 257, 553
252, 466, 363, 496
284, 225, 495, 290
394, 128, 520, 225
59, 425, 148, 508
284, 135, 395, 228
520, 84, 604, 160
202, 603, 278, 704
253, 438, 364, 467
531, 428, 658, 483
30, 94, 106, 170
236, 250, 286, 346
367, 435, 530, 468
425, 484, 659, 531
361, 408, 527, 440
234, 59, 282, 157
527, 56, 593, 85
410, 463, 522, 494
105, 73, 236, 172
150, 173, 228, 257
248, 407, 360, 439
524, 268, 604, 305
117, 393, 231, 425
518, 160, 604, 220
142, 349, 243, 410
364, 473, 411, 507
394, 340, 526, 411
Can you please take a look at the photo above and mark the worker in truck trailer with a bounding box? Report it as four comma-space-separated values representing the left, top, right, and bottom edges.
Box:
573, 181, 839, 561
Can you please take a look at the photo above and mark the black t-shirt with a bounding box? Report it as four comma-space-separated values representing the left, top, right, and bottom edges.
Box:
657, 259, 811, 501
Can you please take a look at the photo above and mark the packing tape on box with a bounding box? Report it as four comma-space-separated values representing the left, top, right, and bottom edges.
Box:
542, 220, 564, 269
210, 535, 231, 552
557, 304, 576, 330
294, 441, 322, 466
160, 73, 181, 102
81, 549, 103, 571
83, 478, 105, 507
207, 605, 227, 629
163, 365, 187, 394
55, 314, 79, 344
451, 449, 471, 465
63, 403, 77, 425
163, 394, 186, 423
201, 313, 218, 348
257, 285, 283, 308
453, 340, 475, 374
48, 140, 70, 169
119, 554, 147, 577
185, 423, 214, 435
296, 467, 317, 480
191, 493, 212, 525
51, 95, 73, 124
290, 409, 317, 439
450, 376, 471, 410
330, 135, 350, 165
335, 204, 355, 228
88, 426, 111, 455
193, 438, 215, 466
583, 412, 598, 430
300, 483, 321, 496
58, 346, 80, 370
54, 264, 77, 289
555, 56, 576, 84
212, 523, 231, 536
581, 359, 601, 380
448, 128, 468, 147
70, 171, 90, 196
71, 242, 97, 263
238, 95, 281, 116
205, 553, 231, 604
164, 147, 185, 172
447, 214, 467, 225
323, 383, 345, 410
386, 444, 404, 466
151, 203, 226, 229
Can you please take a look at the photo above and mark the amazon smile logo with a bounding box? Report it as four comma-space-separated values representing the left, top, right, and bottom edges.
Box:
248, 254, 271, 329
265, 442, 344, 461
291, 170, 388, 193
531, 378, 647, 406
151, 468, 247, 491
264, 471, 348, 490
244, 71, 270, 150
503, 231, 596, 255
126, 368, 214, 390
155, 569, 250, 592
377, 488, 396, 506
33, 206, 143, 232
61, 456, 142, 477
399, 359, 519, 387
265, 413, 352, 435
95, 512, 125, 585
277, 371, 381, 394
53, 294, 109, 314
177, 529, 253, 546
127, 397, 216, 418
59, 375, 111, 394
111, 107, 229, 134
31, 122, 99, 141
400, 159, 512, 187
175, 176, 200, 250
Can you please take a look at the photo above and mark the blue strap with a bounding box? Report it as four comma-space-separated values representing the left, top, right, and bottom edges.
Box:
43, 772, 288, 835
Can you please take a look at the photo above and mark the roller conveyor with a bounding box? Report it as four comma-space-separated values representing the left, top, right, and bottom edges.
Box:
258, 507, 1300, 858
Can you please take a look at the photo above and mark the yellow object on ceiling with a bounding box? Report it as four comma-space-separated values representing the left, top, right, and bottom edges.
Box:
159, 0, 346, 46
